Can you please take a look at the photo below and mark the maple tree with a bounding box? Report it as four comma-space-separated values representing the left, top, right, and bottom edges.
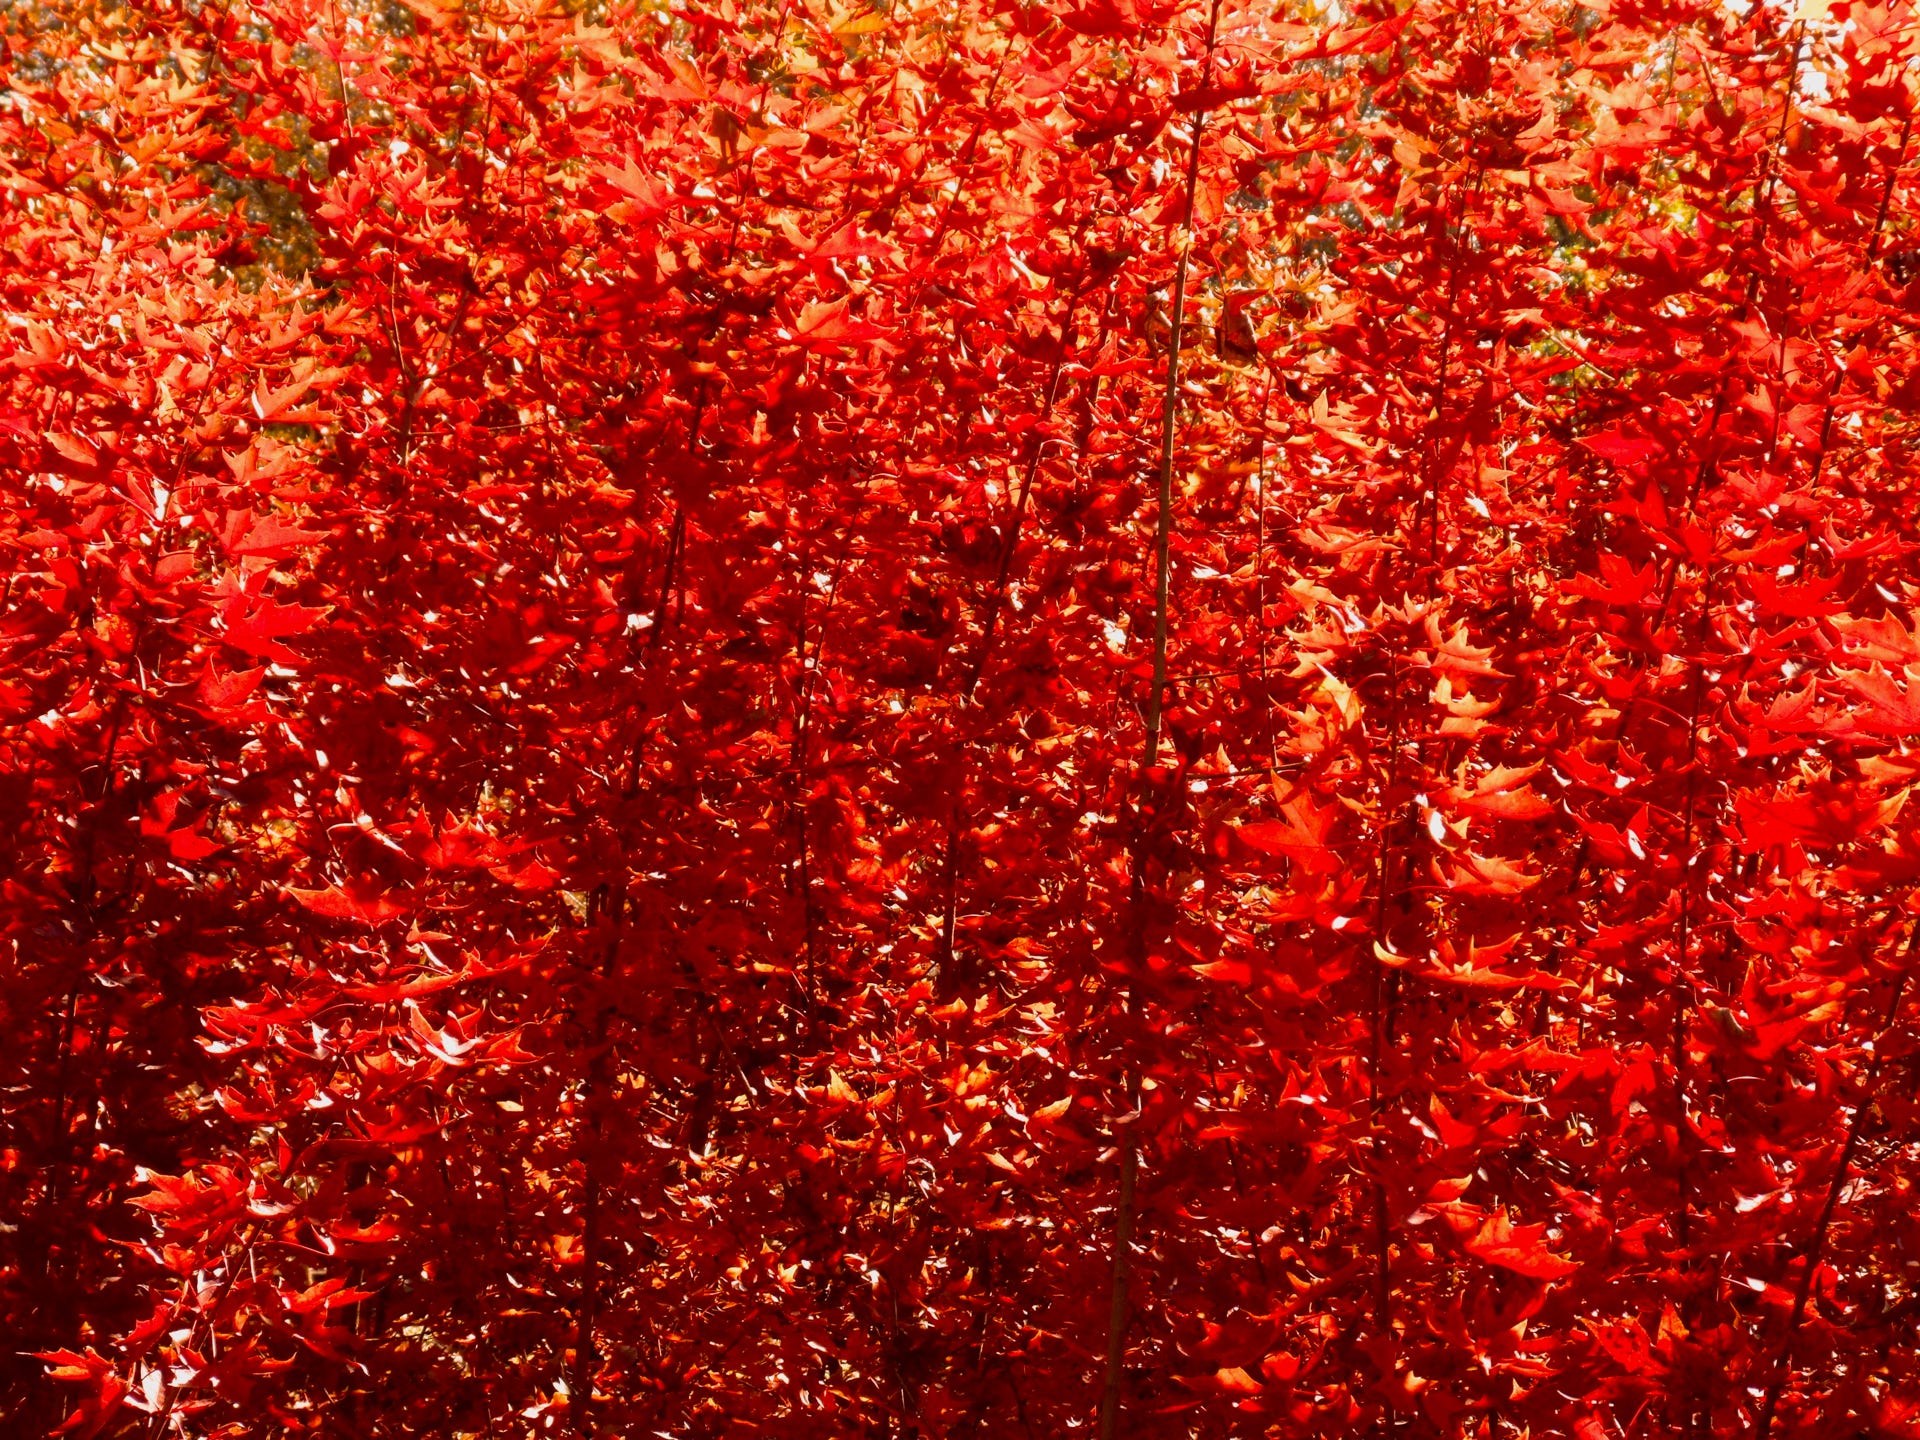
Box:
4, 0, 1920, 1433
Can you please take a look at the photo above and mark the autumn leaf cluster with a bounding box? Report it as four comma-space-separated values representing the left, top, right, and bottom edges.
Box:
5, 0, 1920, 1435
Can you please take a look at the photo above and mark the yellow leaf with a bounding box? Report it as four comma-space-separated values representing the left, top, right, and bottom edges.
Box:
833, 8, 888, 33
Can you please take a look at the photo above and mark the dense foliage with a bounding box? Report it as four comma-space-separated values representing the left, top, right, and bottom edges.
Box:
4, 0, 1920, 1434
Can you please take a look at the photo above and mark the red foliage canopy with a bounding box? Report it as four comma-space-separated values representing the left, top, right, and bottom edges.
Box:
4, 0, 1920, 1435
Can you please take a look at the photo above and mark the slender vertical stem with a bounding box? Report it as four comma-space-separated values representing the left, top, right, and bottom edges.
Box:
1366, 661, 1408, 1342
940, 270, 1094, 1001
1742, 24, 1805, 312
1096, 1130, 1142, 1440
1143, 91, 1213, 759
933, 801, 965, 1001
965, 285, 1088, 698
793, 531, 854, 1010
1251, 378, 1280, 770
1421, 170, 1479, 574
1098, 6, 1220, 1435
572, 886, 624, 1437
1813, 111, 1910, 471
1754, 927, 1915, 1435
1669, 562, 1716, 1252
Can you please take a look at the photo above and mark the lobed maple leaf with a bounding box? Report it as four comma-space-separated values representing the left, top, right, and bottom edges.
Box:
287, 885, 410, 924
1464, 1213, 1579, 1279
